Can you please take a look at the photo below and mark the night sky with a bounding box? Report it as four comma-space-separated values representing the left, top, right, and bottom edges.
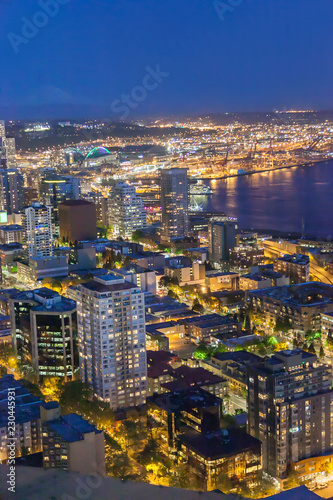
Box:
1, 0, 332, 119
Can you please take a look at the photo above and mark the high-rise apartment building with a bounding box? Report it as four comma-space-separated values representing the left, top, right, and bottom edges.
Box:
40, 174, 81, 230
160, 168, 189, 242
85, 191, 108, 226
108, 182, 146, 239
77, 274, 147, 409
40, 174, 80, 206
23, 201, 53, 259
0, 121, 16, 169
5, 137, 16, 169
0, 139, 6, 170
9, 288, 77, 380
247, 349, 333, 478
208, 218, 237, 263
0, 120, 5, 138
0, 169, 24, 214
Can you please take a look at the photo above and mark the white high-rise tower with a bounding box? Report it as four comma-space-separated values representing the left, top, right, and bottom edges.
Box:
23, 202, 53, 259
77, 274, 147, 409
108, 182, 146, 239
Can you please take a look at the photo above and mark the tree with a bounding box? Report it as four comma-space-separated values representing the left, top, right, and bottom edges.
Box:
132, 230, 144, 243
319, 344, 325, 359
59, 380, 92, 410
108, 452, 131, 478
264, 335, 278, 349
42, 377, 64, 401
42, 277, 55, 289
194, 344, 210, 360
20, 379, 44, 398
216, 344, 227, 353
123, 256, 132, 266
244, 314, 251, 332
192, 299, 204, 314
51, 280, 63, 294
168, 289, 179, 300
284, 469, 300, 489
307, 342, 316, 354
275, 315, 291, 333
159, 276, 172, 288
216, 473, 233, 493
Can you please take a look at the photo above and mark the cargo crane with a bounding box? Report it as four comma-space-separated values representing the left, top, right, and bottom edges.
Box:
308, 136, 323, 151
223, 144, 229, 166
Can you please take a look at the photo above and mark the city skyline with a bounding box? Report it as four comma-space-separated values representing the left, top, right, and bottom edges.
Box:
0, 1, 333, 498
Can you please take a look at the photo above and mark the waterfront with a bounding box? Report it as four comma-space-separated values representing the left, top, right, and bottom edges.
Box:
199, 160, 333, 239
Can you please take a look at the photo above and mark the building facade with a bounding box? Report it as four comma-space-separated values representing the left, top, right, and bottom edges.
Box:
160, 168, 189, 242
9, 288, 77, 380
0, 224, 24, 244
77, 275, 147, 409
42, 413, 105, 476
59, 200, 97, 243
247, 350, 333, 479
23, 202, 53, 259
249, 283, 333, 334
0, 169, 24, 215
208, 218, 237, 263
273, 254, 310, 283
108, 182, 146, 239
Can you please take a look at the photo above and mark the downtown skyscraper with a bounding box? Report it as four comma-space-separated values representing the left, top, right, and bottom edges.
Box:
23, 201, 53, 259
108, 182, 147, 239
160, 168, 189, 242
76, 274, 147, 409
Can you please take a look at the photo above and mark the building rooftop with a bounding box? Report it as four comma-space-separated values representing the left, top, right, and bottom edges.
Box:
321, 311, 333, 318
192, 317, 238, 330
179, 313, 221, 326
43, 413, 102, 443
165, 366, 224, 387
0, 224, 23, 231
213, 351, 261, 365
206, 271, 238, 278
59, 200, 94, 207
112, 264, 151, 275
250, 282, 333, 307
249, 350, 325, 379
0, 242, 23, 251
147, 387, 221, 412
178, 428, 261, 460
146, 321, 178, 333
277, 253, 310, 265
8, 288, 76, 314
80, 279, 139, 294
0, 375, 58, 428
147, 350, 179, 367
